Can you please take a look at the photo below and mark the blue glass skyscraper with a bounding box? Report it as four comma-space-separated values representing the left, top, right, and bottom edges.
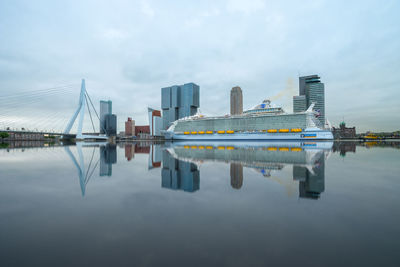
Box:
161, 83, 200, 129
294, 75, 325, 126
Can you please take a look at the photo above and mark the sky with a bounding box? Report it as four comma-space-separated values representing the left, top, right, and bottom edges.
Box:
0, 0, 399, 132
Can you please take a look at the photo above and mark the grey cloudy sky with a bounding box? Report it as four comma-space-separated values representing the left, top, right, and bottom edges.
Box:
0, 0, 399, 132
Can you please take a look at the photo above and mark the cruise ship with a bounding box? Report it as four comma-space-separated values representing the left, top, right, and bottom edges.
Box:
162, 99, 333, 140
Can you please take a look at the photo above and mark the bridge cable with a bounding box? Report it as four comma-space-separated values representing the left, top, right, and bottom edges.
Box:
84, 94, 96, 133
86, 157, 100, 185
84, 146, 96, 184
85, 90, 107, 134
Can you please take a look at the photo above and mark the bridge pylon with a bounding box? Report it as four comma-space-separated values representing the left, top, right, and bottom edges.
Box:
64, 79, 107, 140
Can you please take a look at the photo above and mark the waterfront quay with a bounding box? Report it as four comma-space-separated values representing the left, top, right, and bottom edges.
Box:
1, 130, 59, 141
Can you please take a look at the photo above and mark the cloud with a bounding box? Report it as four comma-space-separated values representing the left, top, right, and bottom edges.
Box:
140, 0, 155, 18
101, 28, 129, 41
226, 0, 266, 15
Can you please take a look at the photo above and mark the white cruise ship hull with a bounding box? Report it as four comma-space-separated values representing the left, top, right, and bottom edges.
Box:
164, 129, 333, 140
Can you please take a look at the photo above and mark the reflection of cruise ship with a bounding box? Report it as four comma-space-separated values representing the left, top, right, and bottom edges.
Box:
165, 141, 332, 198
163, 100, 333, 140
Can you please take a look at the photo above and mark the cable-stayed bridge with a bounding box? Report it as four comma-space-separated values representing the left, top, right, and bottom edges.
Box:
0, 79, 108, 140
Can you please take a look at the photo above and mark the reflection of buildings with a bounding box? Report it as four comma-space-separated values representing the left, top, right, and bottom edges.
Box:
149, 144, 162, 169
100, 144, 117, 176
230, 163, 243, 189
168, 142, 331, 198
123, 142, 162, 168
161, 150, 200, 192
332, 141, 356, 157
293, 156, 325, 199
125, 144, 134, 161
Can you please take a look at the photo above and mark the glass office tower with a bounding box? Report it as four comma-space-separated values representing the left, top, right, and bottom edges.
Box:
294, 75, 325, 126
161, 83, 200, 129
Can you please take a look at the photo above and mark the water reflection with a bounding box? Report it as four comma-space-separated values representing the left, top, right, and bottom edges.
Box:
1, 140, 399, 267
60, 141, 333, 198
230, 163, 243, 189
65, 143, 117, 196
166, 141, 331, 199
16, 140, 395, 198
100, 144, 117, 176
161, 150, 200, 192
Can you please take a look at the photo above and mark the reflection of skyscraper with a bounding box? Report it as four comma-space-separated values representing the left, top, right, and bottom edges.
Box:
161, 150, 200, 192
148, 144, 162, 169
125, 144, 134, 161
100, 144, 117, 176
169, 142, 330, 198
230, 163, 243, 189
293, 156, 325, 199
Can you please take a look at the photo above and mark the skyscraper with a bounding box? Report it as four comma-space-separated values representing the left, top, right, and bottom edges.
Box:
230, 86, 243, 115
293, 95, 307, 113
293, 75, 325, 126
161, 83, 200, 129
148, 108, 162, 136
100, 100, 112, 134
125, 117, 135, 136
105, 114, 117, 136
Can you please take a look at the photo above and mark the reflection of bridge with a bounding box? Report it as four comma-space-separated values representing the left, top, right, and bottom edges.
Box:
65, 142, 117, 196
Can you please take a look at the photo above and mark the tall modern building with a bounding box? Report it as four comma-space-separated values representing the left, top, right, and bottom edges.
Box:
230, 86, 243, 115
105, 114, 117, 136
161, 83, 200, 129
293, 75, 325, 126
125, 117, 135, 136
100, 100, 112, 134
293, 95, 307, 113
148, 108, 162, 136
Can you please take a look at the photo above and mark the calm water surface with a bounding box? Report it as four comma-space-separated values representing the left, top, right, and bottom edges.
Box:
0, 141, 399, 267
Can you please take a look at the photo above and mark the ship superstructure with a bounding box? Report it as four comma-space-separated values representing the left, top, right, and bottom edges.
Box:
163, 100, 333, 140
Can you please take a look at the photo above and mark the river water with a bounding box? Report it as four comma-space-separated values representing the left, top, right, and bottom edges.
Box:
0, 141, 399, 267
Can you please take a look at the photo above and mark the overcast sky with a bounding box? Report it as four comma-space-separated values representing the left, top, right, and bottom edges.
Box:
0, 0, 399, 132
